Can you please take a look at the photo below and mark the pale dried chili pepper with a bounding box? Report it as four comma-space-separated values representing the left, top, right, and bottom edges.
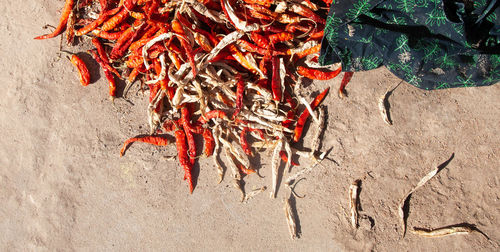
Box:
35, 0, 75, 40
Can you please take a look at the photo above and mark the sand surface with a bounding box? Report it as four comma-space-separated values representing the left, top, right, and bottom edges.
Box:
1, 1, 499, 250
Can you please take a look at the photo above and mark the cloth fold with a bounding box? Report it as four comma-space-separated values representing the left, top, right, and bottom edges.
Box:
319, 0, 500, 89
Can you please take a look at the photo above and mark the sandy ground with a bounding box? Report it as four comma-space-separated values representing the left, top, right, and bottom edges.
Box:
1, 0, 499, 251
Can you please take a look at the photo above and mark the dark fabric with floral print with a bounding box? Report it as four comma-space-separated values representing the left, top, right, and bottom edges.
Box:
319, 0, 500, 89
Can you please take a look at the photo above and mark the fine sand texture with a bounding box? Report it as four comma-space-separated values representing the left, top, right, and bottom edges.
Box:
1, 1, 499, 250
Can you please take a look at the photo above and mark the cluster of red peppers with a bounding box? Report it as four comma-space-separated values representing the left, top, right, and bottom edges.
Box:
36, 0, 351, 195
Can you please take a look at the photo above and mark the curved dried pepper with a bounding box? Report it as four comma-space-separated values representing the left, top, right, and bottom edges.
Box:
120, 135, 169, 156
296, 66, 342, 80
70, 54, 90, 86
35, 0, 75, 40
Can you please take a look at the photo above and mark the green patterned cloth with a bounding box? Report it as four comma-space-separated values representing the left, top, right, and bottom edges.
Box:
319, 0, 500, 89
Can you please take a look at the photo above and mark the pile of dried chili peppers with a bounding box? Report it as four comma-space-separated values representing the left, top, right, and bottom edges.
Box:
36, 0, 344, 199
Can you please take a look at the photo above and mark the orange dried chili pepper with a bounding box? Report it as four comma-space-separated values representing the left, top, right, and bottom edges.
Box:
70, 54, 90, 86
35, 0, 75, 40
296, 44, 321, 59
293, 87, 329, 142
120, 135, 169, 156
296, 66, 342, 80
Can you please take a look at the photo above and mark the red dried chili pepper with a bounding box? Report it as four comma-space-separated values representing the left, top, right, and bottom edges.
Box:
293, 87, 329, 142
92, 38, 121, 77
75, 7, 121, 36
240, 127, 253, 156
289, 3, 325, 25
175, 129, 194, 193
172, 18, 197, 76
110, 21, 146, 60
238, 164, 256, 175
249, 32, 269, 48
120, 135, 169, 156
180, 107, 197, 165
90, 49, 117, 99
35, 0, 75, 40
279, 151, 299, 166
269, 32, 294, 45
228, 44, 261, 75
339, 72, 354, 97
271, 56, 282, 101
70, 54, 90, 86
66, 10, 76, 45
296, 66, 342, 80
233, 75, 245, 118
202, 128, 215, 157
92, 28, 127, 40
242, 0, 272, 8
309, 30, 324, 40
101, 7, 129, 32
296, 44, 321, 59
198, 110, 228, 124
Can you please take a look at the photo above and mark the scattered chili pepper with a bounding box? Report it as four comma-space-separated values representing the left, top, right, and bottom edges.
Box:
35, 0, 75, 40
70, 54, 90, 86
